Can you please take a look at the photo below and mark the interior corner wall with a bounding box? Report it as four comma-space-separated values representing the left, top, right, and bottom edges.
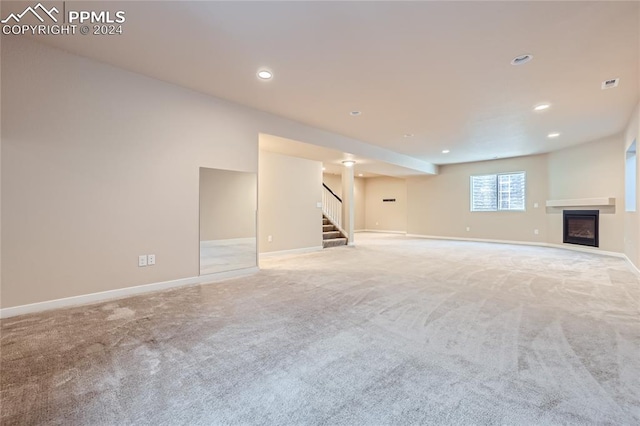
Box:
547, 134, 625, 253
407, 155, 548, 242
624, 103, 640, 268
259, 151, 322, 253
364, 176, 407, 232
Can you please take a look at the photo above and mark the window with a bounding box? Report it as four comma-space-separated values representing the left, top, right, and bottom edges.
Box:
471, 172, 525, 212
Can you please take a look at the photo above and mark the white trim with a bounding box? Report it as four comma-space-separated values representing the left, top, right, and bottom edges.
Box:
200, 238, 255, 247
544, 243, 624, 258
545, 197, 615, 207
259, 246, 322, 258
0, 267, 259, 319
359, 229, 407, 235
405, 234, 625, 258
624, 255, 640, 276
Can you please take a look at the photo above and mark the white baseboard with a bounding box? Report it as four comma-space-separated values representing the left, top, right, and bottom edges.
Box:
0, 267, 259, 319
405, 234, 626, 258
200, 238, 255, 247
544, 243, 625, 258
359, 229, 407, 235
624, 255, 640, 276
259, 246, 322, 258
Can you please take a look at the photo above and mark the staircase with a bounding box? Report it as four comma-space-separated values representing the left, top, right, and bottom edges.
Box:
323, 215, 348, 248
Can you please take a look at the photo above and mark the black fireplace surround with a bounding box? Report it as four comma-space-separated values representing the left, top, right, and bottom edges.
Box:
563, 210, 599, 247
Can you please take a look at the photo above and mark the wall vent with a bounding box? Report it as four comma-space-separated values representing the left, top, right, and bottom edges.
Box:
510, 54, 533, 65
601, 78, 619, 90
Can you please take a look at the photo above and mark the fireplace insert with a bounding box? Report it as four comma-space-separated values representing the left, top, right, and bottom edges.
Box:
563, 210, 599, 247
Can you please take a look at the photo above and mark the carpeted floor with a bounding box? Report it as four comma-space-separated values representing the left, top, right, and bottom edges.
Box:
1, 233, 639, 425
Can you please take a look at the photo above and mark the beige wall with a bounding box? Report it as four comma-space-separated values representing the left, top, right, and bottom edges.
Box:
365, 177, 407, 232
547, 135, 625, 252
408, 155, 549, 242
259, 151, 322, 253
624, 103, 640, 268
323, 173, 342, 197
354, 177, 366, 230
407, 136, 627, 253
1, 37, 382, 309
199, 168, 257, 241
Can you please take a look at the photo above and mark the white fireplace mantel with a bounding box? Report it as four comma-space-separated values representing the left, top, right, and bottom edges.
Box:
545, 197, 615, 208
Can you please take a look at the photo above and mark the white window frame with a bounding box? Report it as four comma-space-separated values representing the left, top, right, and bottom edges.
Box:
470, 172, 526, 212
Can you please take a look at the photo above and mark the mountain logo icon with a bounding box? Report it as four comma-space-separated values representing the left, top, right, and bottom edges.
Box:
1, 3, 59, 24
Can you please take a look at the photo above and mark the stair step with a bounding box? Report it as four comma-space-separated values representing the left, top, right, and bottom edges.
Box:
322, 218, 330, 225
323, 238, 347, 248
323, 224, 335, 232
323, 231, 342, 240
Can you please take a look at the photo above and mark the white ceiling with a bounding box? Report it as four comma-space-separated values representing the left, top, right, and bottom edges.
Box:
6, 1, 639, 170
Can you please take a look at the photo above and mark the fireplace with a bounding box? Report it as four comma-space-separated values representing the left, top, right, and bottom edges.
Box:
563, 210, 599, 247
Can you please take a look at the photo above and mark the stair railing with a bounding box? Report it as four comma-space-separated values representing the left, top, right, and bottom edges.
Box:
322, 183, 343, 230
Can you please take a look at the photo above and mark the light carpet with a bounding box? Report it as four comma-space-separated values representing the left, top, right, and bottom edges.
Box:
1, 233, 639, 425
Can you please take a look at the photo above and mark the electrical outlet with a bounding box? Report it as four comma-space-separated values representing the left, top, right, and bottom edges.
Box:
534, 202, 539, 208
268, 235, 273, 243
148, 254, 156, 265
534, 229, 539, 235
138, 255, 147, 267
316, 202, 322, 208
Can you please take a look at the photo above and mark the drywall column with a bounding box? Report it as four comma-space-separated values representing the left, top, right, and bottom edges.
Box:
341, 163, 355, 244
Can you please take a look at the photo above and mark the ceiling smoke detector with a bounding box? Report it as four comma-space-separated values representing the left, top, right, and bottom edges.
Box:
511, 54, 533, 66
601, 78, 620, 90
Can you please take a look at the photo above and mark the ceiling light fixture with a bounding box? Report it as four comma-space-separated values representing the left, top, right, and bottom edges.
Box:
442, 149, 450, 154
403, 133, 414, 138
547, 132, 560, 138
257, 69, 273, 80
322, 167, 326, 171
358, 173, 364, 177
350, 111, 361, 116
511, 54, 533, 65
533, 103, 551, 111
342, 160, 355, 167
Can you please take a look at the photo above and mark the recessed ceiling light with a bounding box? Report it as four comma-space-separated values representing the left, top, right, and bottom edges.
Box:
547, 132, 560, 138
342, 160, 356, 167
322, 167, 326, 171
350, 111, 361, 116
442, 149, 450, 154
511, 54, 533, 65
533, 103, 551, 111
257, 69, 273, 80
358, 173, 363, 177
403, 133, 414, 138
